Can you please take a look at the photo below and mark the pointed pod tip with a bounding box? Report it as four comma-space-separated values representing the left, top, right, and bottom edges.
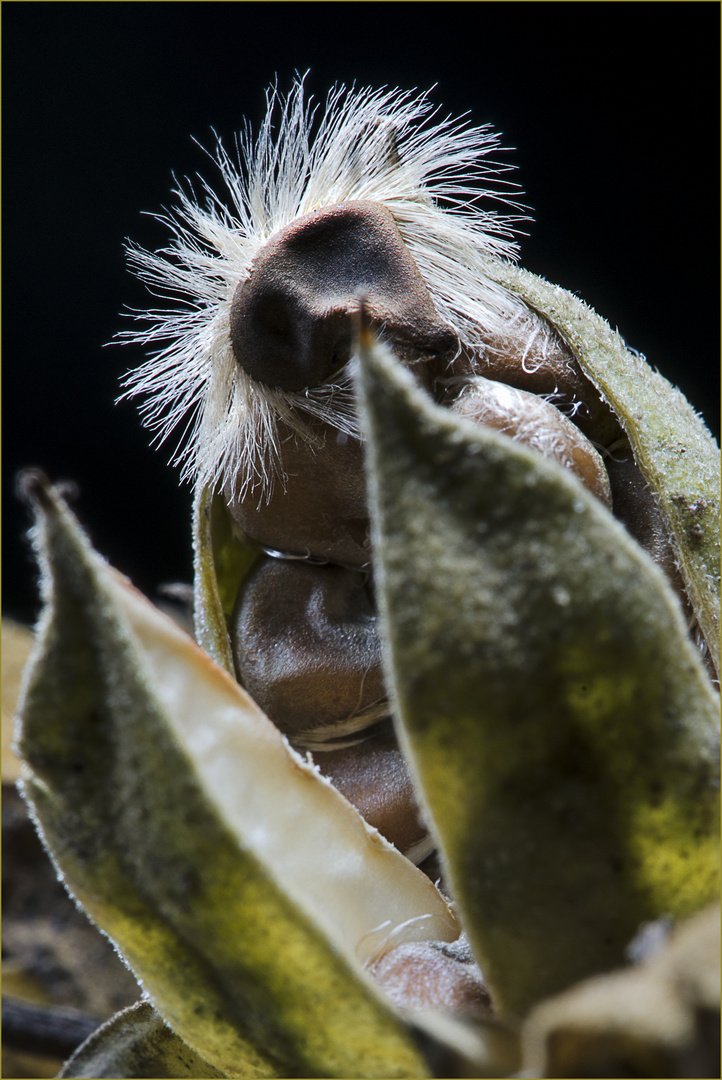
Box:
355, 294, 373, 351
16, 469, 80, 514
16, 468, 54, 509
354, 312, 418, 404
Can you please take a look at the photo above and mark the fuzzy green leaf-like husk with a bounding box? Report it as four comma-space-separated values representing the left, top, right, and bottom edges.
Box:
15, 479, 432, 1079
61, 1002, 225, 1079
358, 338, 720, 1020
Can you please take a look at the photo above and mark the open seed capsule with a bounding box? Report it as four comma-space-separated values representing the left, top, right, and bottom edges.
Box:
217, 199, 716, 850
122, 82, 718, 877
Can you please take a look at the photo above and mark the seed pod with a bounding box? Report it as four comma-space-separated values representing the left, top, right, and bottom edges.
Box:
122, 80, 718, 876
483, 258, 720, 678
8, 80, 717, 1079
14, 473, 457, 1078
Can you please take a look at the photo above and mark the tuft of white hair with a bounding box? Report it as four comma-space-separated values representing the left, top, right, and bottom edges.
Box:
119, 77, 535, 503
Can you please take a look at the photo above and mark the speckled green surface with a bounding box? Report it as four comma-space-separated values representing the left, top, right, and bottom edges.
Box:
358, 338, 720, 1019
17, 484, 429, 1079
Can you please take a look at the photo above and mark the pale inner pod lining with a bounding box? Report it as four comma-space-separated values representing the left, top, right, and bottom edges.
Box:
105, 566, 459, 968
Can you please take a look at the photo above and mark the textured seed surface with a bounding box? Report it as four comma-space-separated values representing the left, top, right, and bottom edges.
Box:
231, 557, 385, 731
229, 201, 457, 391
369, 936, 492, 1017
450, 376, 612, 506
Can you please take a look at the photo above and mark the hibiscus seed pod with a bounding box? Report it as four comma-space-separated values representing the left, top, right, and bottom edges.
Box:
119, 79, 718, 1005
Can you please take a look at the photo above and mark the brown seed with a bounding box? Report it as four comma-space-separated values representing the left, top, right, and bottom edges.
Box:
224, 417, 372, 568
449, 376, 612, 506
230, 556, 437, 855
369, 935, 492, 1017
312, 720, 430, 860
229, 200, 458, 391
436, 313, 623, 448
230, 556, 385, 734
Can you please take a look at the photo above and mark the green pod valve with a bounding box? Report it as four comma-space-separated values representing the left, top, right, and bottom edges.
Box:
15, 474, 460, 1079
357, 330, 720, 1020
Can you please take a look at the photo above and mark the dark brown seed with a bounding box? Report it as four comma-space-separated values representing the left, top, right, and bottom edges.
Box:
229, 200, 458, 390
312, 720, 430, 859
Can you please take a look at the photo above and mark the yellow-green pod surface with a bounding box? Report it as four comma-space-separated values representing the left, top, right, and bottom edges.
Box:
356, 331, 719, 1020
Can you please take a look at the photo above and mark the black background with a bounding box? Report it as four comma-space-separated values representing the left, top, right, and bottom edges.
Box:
4, 2, 719, 624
